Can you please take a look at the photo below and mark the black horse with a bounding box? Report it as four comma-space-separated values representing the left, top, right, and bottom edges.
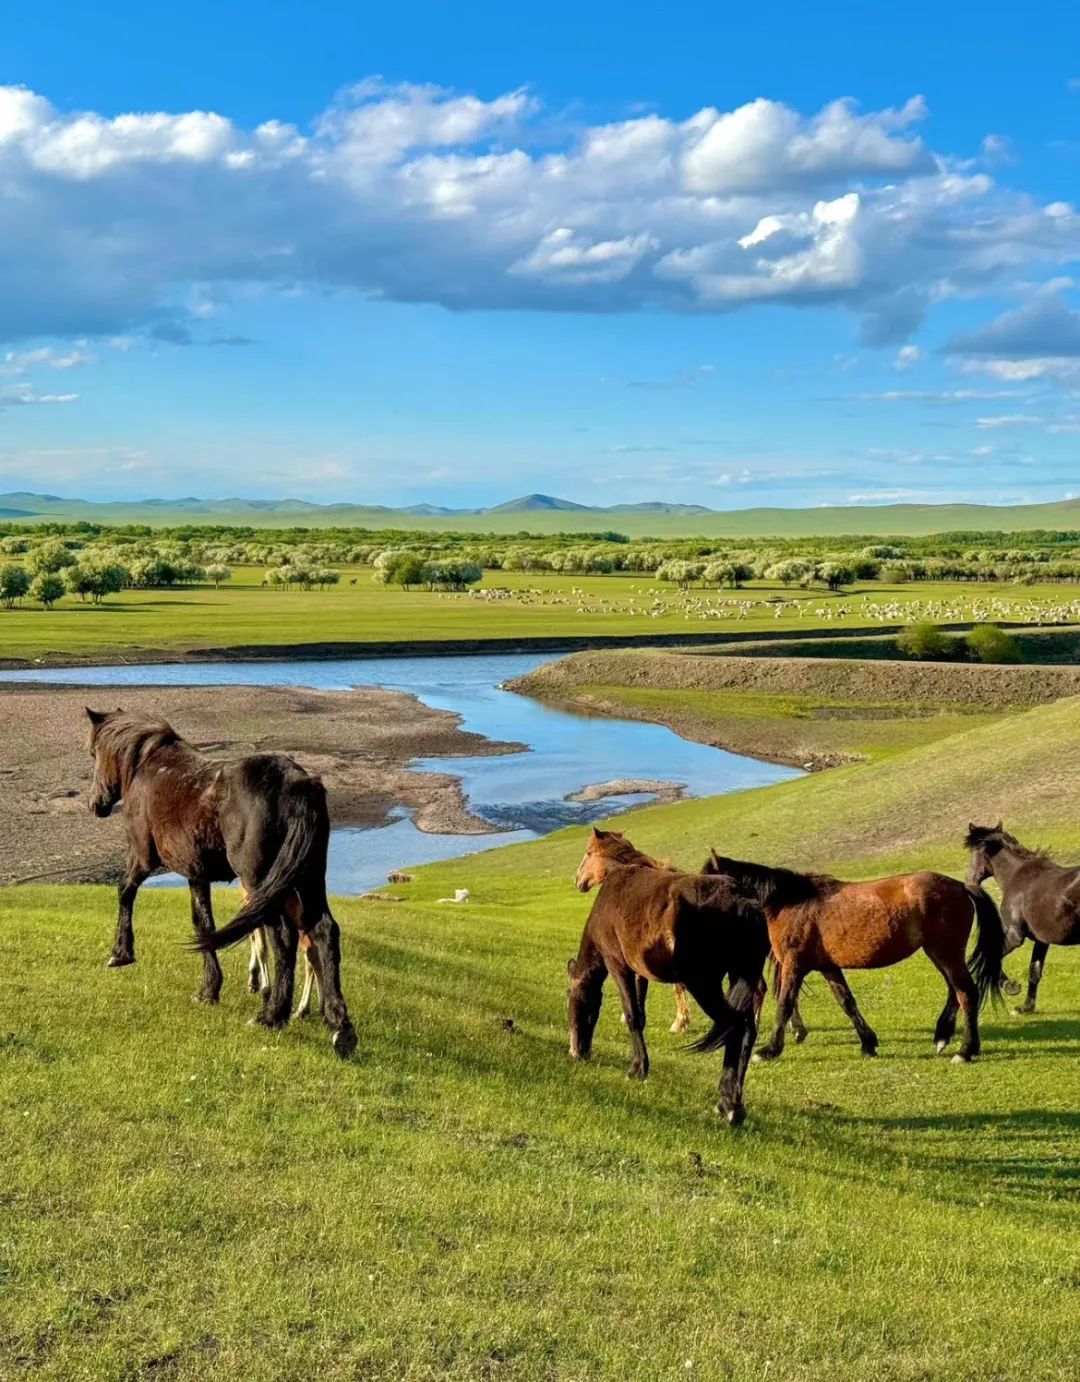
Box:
966, 823, 1080, 1014
86, 707, 356, 1057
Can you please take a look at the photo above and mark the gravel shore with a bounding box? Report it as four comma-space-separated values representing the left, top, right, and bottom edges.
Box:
0, 683, 522, 885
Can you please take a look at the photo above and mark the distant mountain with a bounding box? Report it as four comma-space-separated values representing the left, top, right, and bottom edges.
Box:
485, 494, 592, 513
6, 490, 1080, 537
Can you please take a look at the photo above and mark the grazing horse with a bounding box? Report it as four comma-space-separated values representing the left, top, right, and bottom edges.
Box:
575, 829, 810, 1041
85, 708, 356, 1057
966, 823, 1080, 1014
569, 828, 771, 1125
702, 851, 1004, 1063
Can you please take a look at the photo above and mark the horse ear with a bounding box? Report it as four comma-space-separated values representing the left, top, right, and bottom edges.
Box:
592, 827, 607, 840
710, 848, 722, 866
85, 707, 107, 726
995, 820, 1003, 832
567, 958, 577, 978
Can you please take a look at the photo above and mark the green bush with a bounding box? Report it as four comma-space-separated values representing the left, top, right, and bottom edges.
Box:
0, 562, 31, 608
896, 621, 955, 660
29, 571, 66, 609
966, 624, 1021, 664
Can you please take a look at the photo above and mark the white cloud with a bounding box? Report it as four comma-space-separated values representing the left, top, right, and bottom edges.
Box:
0, 80, 1078, 347
0, 383, 78, 407
894, 344, 920, 369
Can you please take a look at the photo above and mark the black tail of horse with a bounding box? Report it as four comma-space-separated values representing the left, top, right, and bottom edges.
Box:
966, 884, 1006, 1009
687, 978, 755, 1053
190, 781, 328, 954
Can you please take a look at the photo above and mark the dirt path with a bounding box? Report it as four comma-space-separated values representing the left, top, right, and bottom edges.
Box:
0, 683, 522, 885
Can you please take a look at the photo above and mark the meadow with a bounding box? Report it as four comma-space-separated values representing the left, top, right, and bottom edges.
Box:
3, 692, 1078, 1380
5, 565, 1080, 664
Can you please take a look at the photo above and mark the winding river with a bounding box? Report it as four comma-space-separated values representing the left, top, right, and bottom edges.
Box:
0, 654, 798, 892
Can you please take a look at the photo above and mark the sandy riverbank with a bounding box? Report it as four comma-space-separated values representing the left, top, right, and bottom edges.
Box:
0, 683, 523, 885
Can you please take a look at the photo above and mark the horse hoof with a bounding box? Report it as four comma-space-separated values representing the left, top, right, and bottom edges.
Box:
861, 1046, 878, 1059
291, 1008, 311, 1023
192, 993, 220, 1006
935, 1039, 949, 1054
951, 1053, 972, 1065
726, 1106, 746, 1129
669, 1021, 690, 1035
752, 1049, 778, 1064
1001, 978, 1021, 998
626, 1068, 648, 1081
1012, 1005, 1035, 1017
107, 954, 135, 968
332, 1025, 358, 1060
793, 1030, 808, 1045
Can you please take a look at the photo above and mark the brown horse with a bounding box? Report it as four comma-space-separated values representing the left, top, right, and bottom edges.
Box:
702, 851, 1005, 1063
86, 707, 356, 1056
569, 828, 771, 1125
966, 823, 1080, 1014
575, 829, 809, 1041
575, 833, 691, 1035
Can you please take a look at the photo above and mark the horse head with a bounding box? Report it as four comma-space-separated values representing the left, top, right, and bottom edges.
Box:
964, 821, 1007, 885
574, 827, 625, 892
85, 706, 125, 817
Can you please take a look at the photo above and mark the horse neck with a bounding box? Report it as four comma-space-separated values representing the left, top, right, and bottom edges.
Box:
714, 857, 788, 907
990, 842, 1038, 887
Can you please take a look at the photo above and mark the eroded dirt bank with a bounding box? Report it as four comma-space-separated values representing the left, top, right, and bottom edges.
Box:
0, 683, 522, 885
510, 651, 1080, 769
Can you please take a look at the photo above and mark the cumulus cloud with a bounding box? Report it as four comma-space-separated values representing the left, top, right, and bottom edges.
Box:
0, 80, 1078, 345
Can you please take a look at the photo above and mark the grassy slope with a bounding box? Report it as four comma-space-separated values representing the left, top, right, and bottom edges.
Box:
8, 492, 1080, 534
3, 569, 1079, 663
3, 698, 1079, 1379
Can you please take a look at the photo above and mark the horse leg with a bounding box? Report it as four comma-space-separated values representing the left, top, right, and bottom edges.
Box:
253, 919, 298, 1030
820, 965, 878, 1056
108, 864, 148, 967
670, 983, 691, 1034
292, 952, 320, 1020
927, 945, 981, 1063
302, 907, 357, 1058
1016, 939, 1049, 1015
933, 989, 959, 1053
789, 998, 809, 1044
718, 1002, 757, 1127
248, 929, 270, 995
610, 963, 649, 1079
188, 881, 223, 1004
753, 957, 804, 1062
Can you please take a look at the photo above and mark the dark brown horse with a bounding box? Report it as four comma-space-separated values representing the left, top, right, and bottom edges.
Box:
569, 828, 771, 1125
966, 823, 1080, 1014
574, 829, 809, 1042
702, 851, 1004, 1063
86, 707, 356, 1056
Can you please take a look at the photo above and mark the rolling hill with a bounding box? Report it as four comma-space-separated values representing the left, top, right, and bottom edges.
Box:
5, 489, 1080, 536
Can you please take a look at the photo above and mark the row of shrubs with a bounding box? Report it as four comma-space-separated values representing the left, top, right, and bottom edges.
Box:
896, 623, 1022, 664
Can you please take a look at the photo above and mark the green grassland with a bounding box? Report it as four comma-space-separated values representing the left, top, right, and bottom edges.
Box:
4, 567, 1080, 664
3, 693, 1079, 1379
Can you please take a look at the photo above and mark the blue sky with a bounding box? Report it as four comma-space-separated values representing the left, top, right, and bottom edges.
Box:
2, 1, 1080, 510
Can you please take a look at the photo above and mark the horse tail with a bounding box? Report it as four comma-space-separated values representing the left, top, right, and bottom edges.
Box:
687, 978, 755, 1053
965, 883, 1006, 1009
190, 781, 327, 954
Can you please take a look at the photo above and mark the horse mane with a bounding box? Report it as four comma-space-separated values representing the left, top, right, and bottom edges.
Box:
92, 712, 182, 790
592, 830, 671, 871
964, 823, 1045, 860
704, 852, 840, 907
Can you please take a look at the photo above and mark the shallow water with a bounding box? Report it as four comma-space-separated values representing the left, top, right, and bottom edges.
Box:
1, 653, 798, 892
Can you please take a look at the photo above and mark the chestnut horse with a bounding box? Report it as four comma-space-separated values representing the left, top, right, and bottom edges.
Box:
702, 851, 1004, 1063
575, 829, 809, 1042
569, 828, 771, 1125
966, 823, 1080, 1014
86, 708, 356, 1057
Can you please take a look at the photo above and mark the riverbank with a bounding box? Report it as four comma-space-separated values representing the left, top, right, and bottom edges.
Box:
0, 683, 524, 886
509, 651, 1080, 768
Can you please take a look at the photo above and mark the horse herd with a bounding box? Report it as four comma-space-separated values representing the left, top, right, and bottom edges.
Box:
86, 707, 1079, 1127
